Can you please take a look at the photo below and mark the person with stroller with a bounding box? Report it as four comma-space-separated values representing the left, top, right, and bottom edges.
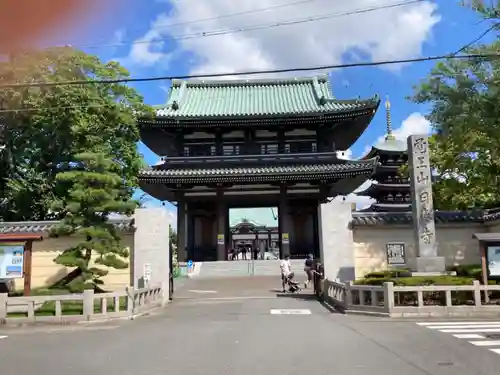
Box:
280, 254, 292, 293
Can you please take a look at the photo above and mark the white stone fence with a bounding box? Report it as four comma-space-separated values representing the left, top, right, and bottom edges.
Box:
0, 284, 167, 324
324, 279, 500, 318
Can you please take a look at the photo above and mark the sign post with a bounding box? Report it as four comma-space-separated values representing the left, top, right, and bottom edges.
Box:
0, 233, 43, 296
217, 234, 224, 245
386, 242, 406, 267
486, 245, 500, 279
0, 243, 24, 278
143, 263, 152, 287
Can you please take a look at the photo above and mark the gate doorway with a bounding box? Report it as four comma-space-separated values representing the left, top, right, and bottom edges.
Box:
229, 207, 279, 262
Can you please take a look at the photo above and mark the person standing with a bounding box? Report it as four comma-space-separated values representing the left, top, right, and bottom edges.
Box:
303, 254, 314, 289
280, 254, 292, 293
313, 259, 324, 299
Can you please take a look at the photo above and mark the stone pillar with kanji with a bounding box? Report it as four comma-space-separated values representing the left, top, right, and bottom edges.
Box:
407, 135, 445, 272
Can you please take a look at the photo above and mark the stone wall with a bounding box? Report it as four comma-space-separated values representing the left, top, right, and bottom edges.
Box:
353, 224, 487, 278
132, 208, 170, 289
10, 234, 133, 291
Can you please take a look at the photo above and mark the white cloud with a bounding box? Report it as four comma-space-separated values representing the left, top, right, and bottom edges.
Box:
129, 29, 167, 66
342, 179, 376, 209
379, 111, 432, 144
129, 0, 440, 76
361, 111, 432, 156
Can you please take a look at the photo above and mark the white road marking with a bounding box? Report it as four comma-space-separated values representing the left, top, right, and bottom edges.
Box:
453, 334, 485, 339
469, 340, 500, 346
187, 290, 218, 294
417, 321, 500, 326
427, 324, 500, 330
270, 309, 311, 315
0, 335, 7, 340
417, 321, 500, 355
440, 328, 500, 333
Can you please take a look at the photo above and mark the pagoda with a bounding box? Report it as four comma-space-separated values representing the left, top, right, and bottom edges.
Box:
358, 98, 411, 212
138, 75, 381, 261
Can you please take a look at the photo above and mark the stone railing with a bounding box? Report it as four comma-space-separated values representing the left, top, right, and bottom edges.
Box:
324, 279, 500, 318
0, 285, 167, 324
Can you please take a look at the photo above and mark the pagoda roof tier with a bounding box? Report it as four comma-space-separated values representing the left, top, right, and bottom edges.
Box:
139, 158, 377, 185
362, 138, 407, 159
357, 182, 410, 197
371, 164, 404, 178
150, 75, 379, 120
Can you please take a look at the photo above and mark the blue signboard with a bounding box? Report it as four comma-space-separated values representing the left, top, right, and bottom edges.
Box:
0, 243, 24, 279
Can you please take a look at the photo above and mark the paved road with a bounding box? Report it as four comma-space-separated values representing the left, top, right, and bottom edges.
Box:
1, 279, 500, 375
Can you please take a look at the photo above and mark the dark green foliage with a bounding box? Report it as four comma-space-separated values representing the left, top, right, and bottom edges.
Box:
50, 153, 136, 292
355, 275, 476, 286
408, 3, 500, 209
363, 268, 412, 279
447, 264, 483, 279
0, 46, 151, 221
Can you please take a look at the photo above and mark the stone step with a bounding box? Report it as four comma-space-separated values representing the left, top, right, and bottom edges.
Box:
198, 260, 307, 278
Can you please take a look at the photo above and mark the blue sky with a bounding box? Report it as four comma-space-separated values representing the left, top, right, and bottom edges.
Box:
40, 0, 494, 226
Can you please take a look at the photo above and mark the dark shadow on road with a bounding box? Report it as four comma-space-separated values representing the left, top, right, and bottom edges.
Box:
274, 292, 317, 300
272, 290, 344, 314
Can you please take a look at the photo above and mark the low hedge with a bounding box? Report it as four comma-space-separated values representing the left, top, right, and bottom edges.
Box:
355, 275, 476, 286
447, 264, 482, 279
364, 268, 412, 279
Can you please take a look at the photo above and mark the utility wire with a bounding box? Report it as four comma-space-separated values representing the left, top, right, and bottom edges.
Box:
147, 0, 320, 31
1, 52, 499, 90
452, 22, 499, 55
77, 0, 423, 49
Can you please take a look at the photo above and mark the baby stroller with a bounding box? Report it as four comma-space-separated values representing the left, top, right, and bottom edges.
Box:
284, 272, 301, 293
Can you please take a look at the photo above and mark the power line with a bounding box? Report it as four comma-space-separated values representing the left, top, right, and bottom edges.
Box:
148, 0, 319, 31
1, 52, 499, 90
77, 0, 423, 49
452, 22, 499, 55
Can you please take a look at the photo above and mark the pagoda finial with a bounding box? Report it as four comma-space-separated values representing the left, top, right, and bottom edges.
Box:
385, 96, 395, 141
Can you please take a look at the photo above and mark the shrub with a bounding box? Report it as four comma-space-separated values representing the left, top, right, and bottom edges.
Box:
364, 268, 412, 279
355, 275, 475, 286
447, 264, 482, 279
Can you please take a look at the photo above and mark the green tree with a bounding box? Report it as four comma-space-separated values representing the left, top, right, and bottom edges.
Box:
462, 0, 500, 18
169, 226, 178, 266
410, 41, 500, 209
0, 47, 151, 221
51, 152, 136, 292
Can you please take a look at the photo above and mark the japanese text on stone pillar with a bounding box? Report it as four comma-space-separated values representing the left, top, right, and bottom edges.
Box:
408, 135, 437, 258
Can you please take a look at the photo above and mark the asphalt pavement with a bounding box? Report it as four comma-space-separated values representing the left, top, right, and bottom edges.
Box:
0, 277, 499, 375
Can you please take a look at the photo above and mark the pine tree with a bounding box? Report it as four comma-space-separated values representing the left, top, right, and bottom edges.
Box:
50, 152, 137, 292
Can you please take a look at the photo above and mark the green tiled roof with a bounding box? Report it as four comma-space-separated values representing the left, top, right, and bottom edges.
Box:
138, 159, 377, 183
154, 75, 379, 118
